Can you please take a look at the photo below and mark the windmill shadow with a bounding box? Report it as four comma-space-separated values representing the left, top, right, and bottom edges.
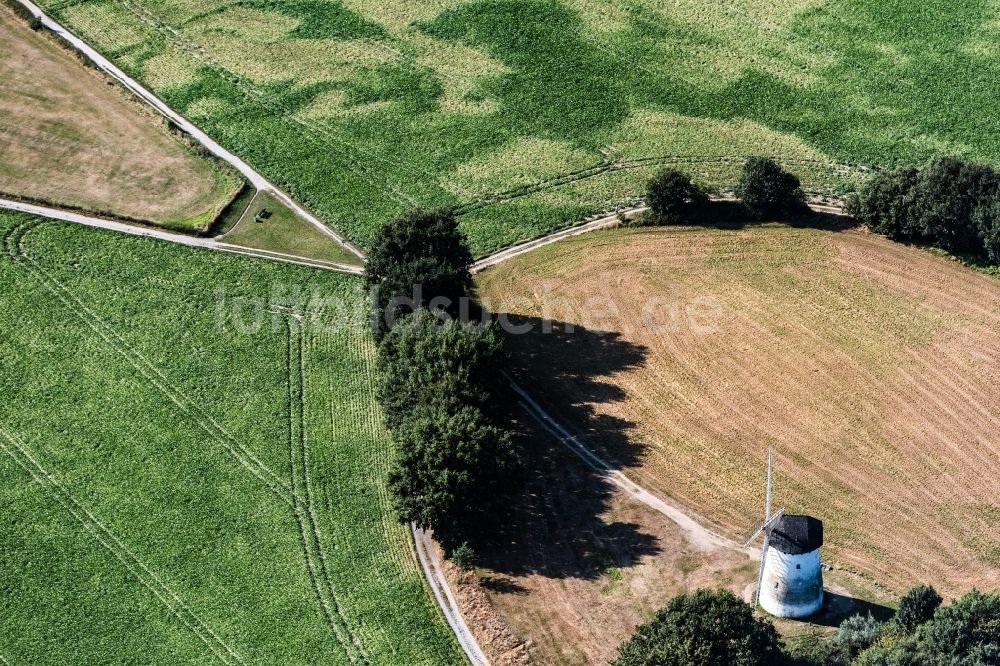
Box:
803, 591, 895, 628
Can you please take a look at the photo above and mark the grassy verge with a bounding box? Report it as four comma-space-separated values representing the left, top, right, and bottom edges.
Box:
219, 191, 362, 266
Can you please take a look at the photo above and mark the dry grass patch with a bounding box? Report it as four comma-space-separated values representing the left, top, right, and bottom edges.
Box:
456, 417, 755, 666
477, 224, 1000, 597
0, 7, 239, 230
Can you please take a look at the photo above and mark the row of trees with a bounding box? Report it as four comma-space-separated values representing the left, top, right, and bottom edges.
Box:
644, 155, 1000, 266
847, 156, 1000, 263
612, 586, 1000, 666
364, 209, 519, 552
643, 157, 806, 224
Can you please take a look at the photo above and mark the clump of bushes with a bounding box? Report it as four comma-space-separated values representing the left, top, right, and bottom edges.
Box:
894, 585, 942, 634
644, 168, 708, 224
735, 156, 806, 218
847, 156, 1000, 263
450, 542, 476, 573
616, 585, 1000, 666
856, 589, 1000, 665
612, 589, 784, 666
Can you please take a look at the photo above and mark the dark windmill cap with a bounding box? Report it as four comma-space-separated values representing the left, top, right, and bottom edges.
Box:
770, 515, 823, 554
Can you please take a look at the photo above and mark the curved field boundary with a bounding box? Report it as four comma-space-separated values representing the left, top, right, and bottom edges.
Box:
0, 429, 246, 666
3, 218, 294, 503
278, 312, 370, 665
412, 525, 491, 666
472, 199, 851, 273
13, 0, 365, 260
454, 154, 872, 217
510, 379, 738, 553
0, 198, 363, 275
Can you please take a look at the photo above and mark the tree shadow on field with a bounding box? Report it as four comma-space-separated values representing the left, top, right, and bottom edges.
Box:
496, 314, 649, 468
477, 410, 662, 582
475, 314, 661, 581
684, 200, 859, 232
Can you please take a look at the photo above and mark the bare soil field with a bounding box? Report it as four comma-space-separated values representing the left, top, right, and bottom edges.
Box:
451, 414, 756, 666
477, 223, 1000, 599
0, 7, 239, 230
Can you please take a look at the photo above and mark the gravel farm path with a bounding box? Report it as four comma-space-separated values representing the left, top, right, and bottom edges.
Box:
0, 197, 363, 274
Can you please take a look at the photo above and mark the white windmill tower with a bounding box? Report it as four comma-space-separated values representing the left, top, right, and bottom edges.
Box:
745, 446, 824, 619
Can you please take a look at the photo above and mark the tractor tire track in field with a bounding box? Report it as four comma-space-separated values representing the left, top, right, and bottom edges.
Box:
107, 0, 417, 210
278, 312, 369, 665
0, 429, 246, 666
6, 222, 368, 662
4, 219, 293, 505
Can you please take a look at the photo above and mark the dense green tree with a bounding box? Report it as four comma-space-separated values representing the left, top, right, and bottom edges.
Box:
376, 308, 507, 430
910, 156, 999, 255
972, 194, 1000, 263
735, 157, 805, 218
858, 591, 1000, 666
896, 586, 942, 634
646, 169, 708, 224
920, 591, 1000, 662
387, 401, 519, 547
846, 167, 921, 240
364, 208, 473, 340
612, 589, 785, 666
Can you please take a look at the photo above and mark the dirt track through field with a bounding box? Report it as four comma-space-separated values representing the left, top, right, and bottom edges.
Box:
478, 225, 1000, 596
279, 313, 369, 664
0, 429, 246, 665
4, 219, 292, 501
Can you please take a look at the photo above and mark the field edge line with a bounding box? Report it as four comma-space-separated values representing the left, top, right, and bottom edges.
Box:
412, 524, 491, 666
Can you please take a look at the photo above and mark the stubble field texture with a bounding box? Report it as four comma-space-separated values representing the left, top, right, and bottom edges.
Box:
476, 224, 1000, 599
0, 6, 240, 231
27, 0, 1000, 253
0, 210, 464, 665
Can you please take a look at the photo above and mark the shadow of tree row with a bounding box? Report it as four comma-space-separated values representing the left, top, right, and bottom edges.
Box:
475, 314, 658, 582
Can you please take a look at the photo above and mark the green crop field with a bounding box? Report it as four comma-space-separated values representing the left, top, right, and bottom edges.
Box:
31, 0, 998, 254
0, 210, 463, 665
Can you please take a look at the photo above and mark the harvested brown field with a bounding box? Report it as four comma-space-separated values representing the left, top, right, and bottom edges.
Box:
452, 414, 756, 666
0, 7, 239, 230
477, 222, 1000, 599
